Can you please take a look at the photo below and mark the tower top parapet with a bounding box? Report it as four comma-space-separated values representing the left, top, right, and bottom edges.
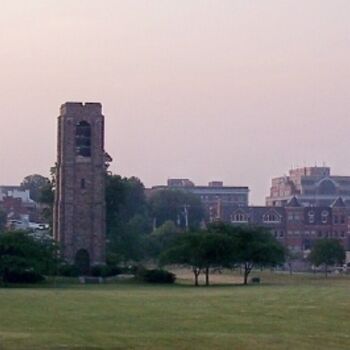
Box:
60, 102, 102, 115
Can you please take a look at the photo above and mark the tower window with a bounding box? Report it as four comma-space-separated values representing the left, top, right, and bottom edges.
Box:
76, 121, 91, 157
81, 179, 86, 189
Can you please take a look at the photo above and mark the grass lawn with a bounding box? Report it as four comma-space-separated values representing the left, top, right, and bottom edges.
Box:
0, 271, 350, 350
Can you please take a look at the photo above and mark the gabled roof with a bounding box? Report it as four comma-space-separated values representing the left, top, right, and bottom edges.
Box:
331, 196, 346, 208
286, 196, 301, 207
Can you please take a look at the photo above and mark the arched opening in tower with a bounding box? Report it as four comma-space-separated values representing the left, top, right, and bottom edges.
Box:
74, 249, 90, 275
75, 121, 92, 157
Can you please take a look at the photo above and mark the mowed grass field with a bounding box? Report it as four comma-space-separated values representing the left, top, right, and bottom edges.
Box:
0, 271, 350, 350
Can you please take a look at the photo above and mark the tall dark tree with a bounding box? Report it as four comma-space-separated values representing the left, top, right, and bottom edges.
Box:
20, 174, 50, 202
0, 209, 7, 232
309, 239, 345, 277
106, 174, 150, 263
38, 180, 55, 226
148, 189, 204, 230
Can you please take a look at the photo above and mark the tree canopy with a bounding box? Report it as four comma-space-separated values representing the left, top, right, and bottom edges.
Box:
161, 224, 285, 285
20, 174, 50, 202
233, 227, 285, 284
0, 209, 7, 232
309, 239, 345, 277
0, 231, 57, 283
148, 189, 204, 230
106, 174, 150, 263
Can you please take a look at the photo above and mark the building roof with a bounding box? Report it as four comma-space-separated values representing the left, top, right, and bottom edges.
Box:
285, 196, 302, 207
331, 196, 347, 208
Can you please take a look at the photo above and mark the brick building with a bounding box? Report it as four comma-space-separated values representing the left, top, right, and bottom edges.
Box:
220, 196, 350, 252
0, 186, 36, 224
266, 166, 350, 207
149, 179, 249, 221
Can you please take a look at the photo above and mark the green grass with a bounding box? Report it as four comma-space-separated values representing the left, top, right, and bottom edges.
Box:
0, 272, 350, 350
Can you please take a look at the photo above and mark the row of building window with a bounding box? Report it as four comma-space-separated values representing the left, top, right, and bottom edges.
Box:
232, 212, 347, 224
231, 213, 281, 223
201, 195, 246, 202
286, 230, 346, 238
274, 230, 347, 239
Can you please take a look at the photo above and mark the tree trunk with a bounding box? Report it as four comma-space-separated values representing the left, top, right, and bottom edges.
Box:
244, 270, 249, 285
325, 264, 328, 278
243, 263, 252, 285
193, 268, 200, 286
205, 267, 209, 286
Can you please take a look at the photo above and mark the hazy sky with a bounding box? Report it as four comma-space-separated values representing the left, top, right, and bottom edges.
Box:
0, 0, 349, 204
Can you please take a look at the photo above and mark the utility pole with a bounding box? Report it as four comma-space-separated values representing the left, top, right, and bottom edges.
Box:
183, 204, 190, 231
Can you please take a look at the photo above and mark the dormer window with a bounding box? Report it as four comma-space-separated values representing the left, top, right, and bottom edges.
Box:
321, 210, 329, 224
308, 211, 315, 224
263, 212, 281, 223
231, 212, 248, 223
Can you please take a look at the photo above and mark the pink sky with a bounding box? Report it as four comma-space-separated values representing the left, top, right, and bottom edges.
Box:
0, 0, 349, 204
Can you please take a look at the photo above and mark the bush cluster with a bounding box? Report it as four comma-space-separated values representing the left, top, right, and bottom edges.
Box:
137, 268, 176, 284
57, 264, 80, 277
57, 264, 122, 278
3, 269, 44, 284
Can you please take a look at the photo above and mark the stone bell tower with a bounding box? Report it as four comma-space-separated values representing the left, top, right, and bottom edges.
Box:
53, 102, 107, 270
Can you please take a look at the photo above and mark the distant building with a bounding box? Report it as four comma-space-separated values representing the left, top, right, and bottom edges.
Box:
149, 179, 249, 221
266, 166, 350, 207
220, 196, 350, 252
0, 186, 36, 225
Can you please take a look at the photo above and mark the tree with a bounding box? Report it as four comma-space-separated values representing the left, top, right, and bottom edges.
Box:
0, 231, 57, 283
0, 209, 7, 232
233, 227, 285, 285
198, 232, 235, 285
148, 189, 204, 230
160, 232, 203, 286
20, 174, 50, 202
38, 180, 55, 226
106, 174, 151, 263
309, 239, 345, 277
148, 221, 181, 259
160, 231, 234, 286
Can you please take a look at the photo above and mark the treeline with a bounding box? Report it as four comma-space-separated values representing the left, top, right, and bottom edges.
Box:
0, 173, 346, 285
160, 223, 285, 285
102, 174, 205, 264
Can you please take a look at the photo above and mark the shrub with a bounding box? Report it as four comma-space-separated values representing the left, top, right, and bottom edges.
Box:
58, 264, 79, 277
3, 269, 44, 284
251, 277, 260, 284
138, 269, 176, 284
0, 231, 57, 284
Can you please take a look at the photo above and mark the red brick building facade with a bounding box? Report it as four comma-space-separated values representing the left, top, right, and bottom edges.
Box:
221, 196, 350, 252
